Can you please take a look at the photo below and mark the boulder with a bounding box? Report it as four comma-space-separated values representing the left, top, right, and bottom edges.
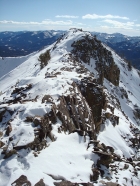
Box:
91, 168, 100, 181
0, 141, 5, 148
4, 149, 17, 159
0, 131, 3, 137
105, 112, 111, 119
33, 117, 42, 127
34, 179, 45, 186
93, 151, 112, 167
124, 164, 129, 169
11, 175, 31, 186
0, 108, 6, 122
42, 95, 53, 103
24, 116, 33, 122
5, 124, 12, 136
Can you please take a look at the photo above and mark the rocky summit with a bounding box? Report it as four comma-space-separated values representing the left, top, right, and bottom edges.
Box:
0, 28, 140, 186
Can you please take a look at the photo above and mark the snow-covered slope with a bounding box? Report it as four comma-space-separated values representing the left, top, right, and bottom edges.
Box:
0, 52, 37, 79
0, 29, 140, 186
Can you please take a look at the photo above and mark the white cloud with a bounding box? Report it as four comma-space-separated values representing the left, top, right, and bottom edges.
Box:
56, 15, 79, 19
0, 20, 73, 25
103, 19, 134, 29
82, 14, 129, 20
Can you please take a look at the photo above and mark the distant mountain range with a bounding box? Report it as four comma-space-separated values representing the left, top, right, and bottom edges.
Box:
0, 30, 65, 57
92, 32, 140, 70
0, 30, 140, 70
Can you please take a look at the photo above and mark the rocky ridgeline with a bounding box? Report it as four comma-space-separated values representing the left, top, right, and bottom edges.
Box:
0, 29, 140, 185
71, 34, 120, 86
1, 74, 139, 185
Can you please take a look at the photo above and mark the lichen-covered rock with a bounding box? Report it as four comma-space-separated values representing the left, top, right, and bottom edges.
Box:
11, 175, 31, 186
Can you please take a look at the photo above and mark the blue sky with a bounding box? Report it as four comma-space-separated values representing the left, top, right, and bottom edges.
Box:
0, 0, 140, 36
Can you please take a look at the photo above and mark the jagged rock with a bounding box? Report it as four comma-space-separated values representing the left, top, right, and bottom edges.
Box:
13, 145, 28, 151
105, 112, 111, 119
0, 141, 5, 147
33, 117, 42, 127
106, 146, 114, 153
54, 181, 93, 186
124, 164, 129, 169
97, 143, 104, 150
11, 175, 31, 186
9, 136, 13, 141
56, 84, 96, 139
1, 146, 7, 154
11, 84, 32, 95
135, 162, 140, 167
0, 108, 6, 122
73, 129, 85, 136
56, 96, 77, 133
25, 116, 34, 122
91, 168, 100, 181
5, 124, 12, 136
0, 131, 3, 137
34, 179, 46, 186
110, 115, 119, 126
42, 95, 53, 103
71, 36, 120, 86
79, 78, 105, 133
4, 149, 17, 159
113, 153, 121, 161
46, 109, 57, 124
93, 151, 112, 167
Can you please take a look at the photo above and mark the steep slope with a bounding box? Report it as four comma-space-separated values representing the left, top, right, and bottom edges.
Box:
0, 28, 140, 186
91, 32, 140, 70
0, 52, 38, 78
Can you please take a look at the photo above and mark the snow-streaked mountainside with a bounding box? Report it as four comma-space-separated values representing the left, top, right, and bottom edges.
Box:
91, 32, 140, 71
0, 28, 140, 186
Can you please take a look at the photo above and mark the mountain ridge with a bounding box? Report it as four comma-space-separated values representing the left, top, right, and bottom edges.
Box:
0, 28, 140, 186
1, 30, 140, 70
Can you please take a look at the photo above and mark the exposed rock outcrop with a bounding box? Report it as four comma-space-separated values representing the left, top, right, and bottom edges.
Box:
54, 181, 93, 186
34, 179, 46, 186
56, 82, 96, 139
71, 35, 120, 86
78, 78, 106, 133
11, 175, 31, 186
